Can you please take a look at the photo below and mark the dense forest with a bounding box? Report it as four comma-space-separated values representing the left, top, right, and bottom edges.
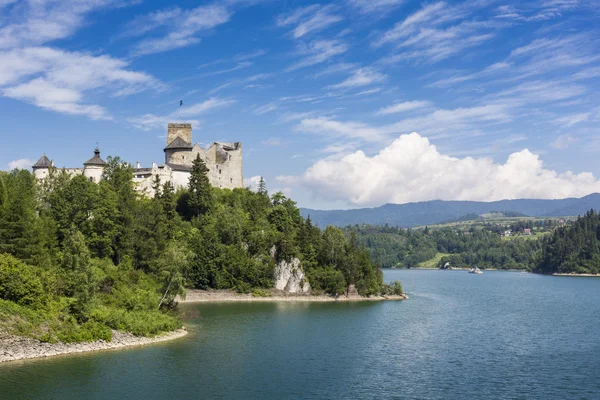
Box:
0, 155, 392, 343
344, 224, 543, 270
535, 210, 600, 274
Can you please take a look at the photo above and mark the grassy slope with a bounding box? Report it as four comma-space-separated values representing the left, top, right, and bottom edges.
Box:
416, 252, 451, 268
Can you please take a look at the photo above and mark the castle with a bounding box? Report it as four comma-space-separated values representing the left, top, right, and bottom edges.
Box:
32, 123, 243, 196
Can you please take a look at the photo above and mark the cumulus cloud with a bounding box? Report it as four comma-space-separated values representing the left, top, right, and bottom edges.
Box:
278, 132, 600, 206
8, 158, 35, 170
244, 175, 262, 191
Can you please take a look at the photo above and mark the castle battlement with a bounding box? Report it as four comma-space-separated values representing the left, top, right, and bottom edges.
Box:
32, 123, 243, 197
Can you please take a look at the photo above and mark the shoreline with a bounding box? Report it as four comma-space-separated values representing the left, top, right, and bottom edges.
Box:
0, 329, 188, 364
178, 289, 408, 303
552, 273, 600, 277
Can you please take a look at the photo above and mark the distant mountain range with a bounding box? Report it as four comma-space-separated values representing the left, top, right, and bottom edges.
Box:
300, 194, 600, 228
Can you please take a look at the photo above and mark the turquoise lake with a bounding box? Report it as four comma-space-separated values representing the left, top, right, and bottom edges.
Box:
1, 270, 600, 399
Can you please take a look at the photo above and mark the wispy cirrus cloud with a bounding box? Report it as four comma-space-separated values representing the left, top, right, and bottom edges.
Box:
128, 97, 235, 130
0, 0, 122, 50
0, 1, 163, 120
377, 100, 433, 115
287, 39, 349, 71
124, 5, 231, 56
348, 0, 406, 14
376, 2, 499, 63
328, 67, 387, 89
277, 4, 343, 39
0, 47, 159, 120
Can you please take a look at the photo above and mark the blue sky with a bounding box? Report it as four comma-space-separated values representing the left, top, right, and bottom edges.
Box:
1, 0, 599, 209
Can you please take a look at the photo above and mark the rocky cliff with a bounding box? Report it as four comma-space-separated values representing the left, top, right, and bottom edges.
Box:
274, 257, 311, 294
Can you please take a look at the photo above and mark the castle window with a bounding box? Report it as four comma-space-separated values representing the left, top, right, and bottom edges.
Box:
230, 178, 233, 183
89, 177, 93, 182
219, 169, 222, 174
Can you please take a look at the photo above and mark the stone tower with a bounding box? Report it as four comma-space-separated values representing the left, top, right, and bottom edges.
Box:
83, 147, 106, 183
32, 154, 53, 180
167, 123, 192, 146
164, 123, 193, 165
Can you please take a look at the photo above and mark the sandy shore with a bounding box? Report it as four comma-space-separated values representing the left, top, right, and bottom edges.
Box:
0, 329, 187, 364
178, 289, 408, 303
552, 273, 600, 277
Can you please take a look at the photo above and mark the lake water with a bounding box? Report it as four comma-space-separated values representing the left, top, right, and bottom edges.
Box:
2, 270, 600, 399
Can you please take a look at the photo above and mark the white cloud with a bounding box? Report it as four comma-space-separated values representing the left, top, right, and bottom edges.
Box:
128, 97, 234, 130
550, 134, 577, 149
277, 5, 343, 39
261, 137, 283, 146
244, 175, 262, 191
287, 40, 349, 71
127, 5, 231, 56
8, 158, 35, 170
377, 100, 433, 115
296, 117, 389, 142
376, 2, 499, 63
0, 0, 119, 50
328, 68, 387, 89
348, 0, 405, 14
0, 47, 158, 119
279, 132, 600, 206
555, 113, 590, 127
175, 98, 236, 118
254, 103, 278, 115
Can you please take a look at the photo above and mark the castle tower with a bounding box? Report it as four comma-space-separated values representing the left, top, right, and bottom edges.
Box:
164, 123, 193, 164
32, 154, 52, 180
167, 123, 192, 146
83, 146, 106, 183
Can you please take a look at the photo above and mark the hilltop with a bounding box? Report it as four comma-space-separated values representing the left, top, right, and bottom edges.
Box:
301, 194, 600, 228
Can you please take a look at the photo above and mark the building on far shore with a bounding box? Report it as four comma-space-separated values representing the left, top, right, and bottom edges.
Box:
32, 123, 243, 197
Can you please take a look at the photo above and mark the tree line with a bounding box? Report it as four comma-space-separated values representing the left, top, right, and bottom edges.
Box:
0, 155, 395, 342
344, 224, 543, 270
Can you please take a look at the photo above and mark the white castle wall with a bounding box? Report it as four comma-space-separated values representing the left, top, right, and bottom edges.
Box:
32, 123, 243, 198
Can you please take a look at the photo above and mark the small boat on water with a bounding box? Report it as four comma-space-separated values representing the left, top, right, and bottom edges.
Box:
469, 267, 483, 274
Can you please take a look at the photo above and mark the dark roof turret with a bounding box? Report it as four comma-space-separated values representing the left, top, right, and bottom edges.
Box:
164, 137, 193, 152
84, 147, 106, 166
33, 154, 52, 169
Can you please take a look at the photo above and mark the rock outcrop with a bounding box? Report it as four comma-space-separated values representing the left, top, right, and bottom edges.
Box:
275, 257, 311, 294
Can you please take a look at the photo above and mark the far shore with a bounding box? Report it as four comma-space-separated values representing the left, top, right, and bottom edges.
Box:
178, 289, 408, 303
552, 273, 600, 277
0, 329, 187, 364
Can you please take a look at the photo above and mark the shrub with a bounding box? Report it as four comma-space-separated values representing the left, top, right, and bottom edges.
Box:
252, 288, 272, 297
381, 280, 404, 296
0, 254, 48, 308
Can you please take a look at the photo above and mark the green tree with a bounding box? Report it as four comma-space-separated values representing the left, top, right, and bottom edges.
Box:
258, 176, 267, 196
102, 156, 136, 265
0, 173, 7, 209
62, 230, 97, 321
156, 242, 191, 309
188, 154, 213, 217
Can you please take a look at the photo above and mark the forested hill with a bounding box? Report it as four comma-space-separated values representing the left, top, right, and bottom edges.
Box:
301, 194, 600, 228
535, 210, 600, 275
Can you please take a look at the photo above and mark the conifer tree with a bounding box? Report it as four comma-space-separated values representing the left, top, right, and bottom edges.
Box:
161, 181, 178, 239
0, 174, 7, 209
188, 154, 213, 217
258, 176, 267, 196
